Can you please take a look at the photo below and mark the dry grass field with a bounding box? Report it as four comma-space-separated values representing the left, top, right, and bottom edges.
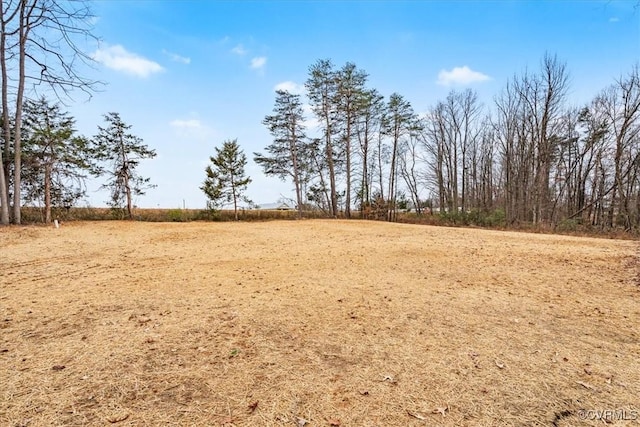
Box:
1, 220, 639, 426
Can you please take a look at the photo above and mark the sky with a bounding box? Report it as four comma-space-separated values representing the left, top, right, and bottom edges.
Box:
60, 0, 640, 209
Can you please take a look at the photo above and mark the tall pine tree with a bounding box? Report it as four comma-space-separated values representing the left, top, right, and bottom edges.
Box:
255, 90, 308, 217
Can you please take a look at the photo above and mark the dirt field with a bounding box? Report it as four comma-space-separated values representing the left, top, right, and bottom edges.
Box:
1, 220, 638, 426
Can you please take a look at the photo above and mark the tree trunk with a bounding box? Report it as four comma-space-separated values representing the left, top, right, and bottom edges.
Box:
345, 116, 352, 218
325, 131, 338, 217
360, 127, 369, 217
125, 177, 132, 219
12, 0, 29, 225
232, 177, 238, 221
387, 126, 399, 222
0, 0, 12, 224
44, 163, 51, 224
290, 124, 303, 219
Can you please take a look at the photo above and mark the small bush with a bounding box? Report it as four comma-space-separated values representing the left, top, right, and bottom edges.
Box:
556, 218, 580, 232
167, 209, 186, 222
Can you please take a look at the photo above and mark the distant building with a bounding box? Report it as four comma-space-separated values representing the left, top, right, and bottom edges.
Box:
256, 201, 295, 211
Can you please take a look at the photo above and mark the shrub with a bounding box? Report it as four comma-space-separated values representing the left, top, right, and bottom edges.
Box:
167, 209, 186, 222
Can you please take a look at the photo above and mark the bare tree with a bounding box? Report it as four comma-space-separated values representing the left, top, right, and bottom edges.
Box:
597, 66, 640, 229
399, 132, 424, 214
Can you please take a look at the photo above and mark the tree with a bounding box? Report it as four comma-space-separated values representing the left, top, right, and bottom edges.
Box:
336, 62, 368, 218
422, 89, 482, 214
255, 90, 308, 218
0, 0, 99, 225
21, 96, 92, 223
202, 139, 251, 221
383, 93, 418, 221
595, 66, 640, 229
92, 112, 156, 219
306, 59, 340, 217
354, 88, 385, 214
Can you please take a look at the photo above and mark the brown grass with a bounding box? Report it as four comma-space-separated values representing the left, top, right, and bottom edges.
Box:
1, 220, 639, 426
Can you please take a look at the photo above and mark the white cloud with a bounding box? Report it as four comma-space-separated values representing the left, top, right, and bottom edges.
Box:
436, 66, 490, 86
162, 49, 191, 64
274, 81, 304, 94
231, 44, 247, 55
93, 44, 164, 78
169, 118, 214, 140
250, 56, 267, 70
170, 119, 202, 129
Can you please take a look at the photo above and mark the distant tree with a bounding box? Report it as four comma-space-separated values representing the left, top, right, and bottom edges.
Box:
422, 89, 482, 214
92, 112, 156, 219
21, 97, 92, 223
255, 90, 308, 218
202, 139, 251, 220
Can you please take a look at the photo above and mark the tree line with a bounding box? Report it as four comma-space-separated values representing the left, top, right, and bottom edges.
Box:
0, 0, 159, 224
253, 56, 640, 230
1, 98, 156, 223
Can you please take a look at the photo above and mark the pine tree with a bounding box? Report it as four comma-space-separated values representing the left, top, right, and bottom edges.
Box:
202, 139, 251, 220
255, 90, 308, 217
21, 97, 93, 223
92, 112, 156, 219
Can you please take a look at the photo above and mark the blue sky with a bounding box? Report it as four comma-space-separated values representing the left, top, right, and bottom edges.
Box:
66, 0, 639, 209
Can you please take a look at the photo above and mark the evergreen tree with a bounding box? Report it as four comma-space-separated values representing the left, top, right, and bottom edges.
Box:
383, 93, 419, 221
92, 112, 156, 219
202, 139, 251, 220
255, 90, 308, 217
336, 62, 368, 218
21, 97, 93, 223
306, 59, 341, 217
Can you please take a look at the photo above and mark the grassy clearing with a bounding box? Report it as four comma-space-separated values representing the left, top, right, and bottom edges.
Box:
1, 220, 638, 426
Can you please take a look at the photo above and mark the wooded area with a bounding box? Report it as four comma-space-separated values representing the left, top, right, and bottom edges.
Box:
257, 56, 640, 231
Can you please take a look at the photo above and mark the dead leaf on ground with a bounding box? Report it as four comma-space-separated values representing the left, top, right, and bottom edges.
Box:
51, 365, 65, 371
407, 410, 426, 420
576, 380, 596, 390
382, 374, 396, 383
247, 401, 259, 413
107, 412, 129, 423
433, 406, 449, 417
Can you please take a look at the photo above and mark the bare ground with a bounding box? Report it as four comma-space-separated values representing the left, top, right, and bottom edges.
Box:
0, 220, 638, 426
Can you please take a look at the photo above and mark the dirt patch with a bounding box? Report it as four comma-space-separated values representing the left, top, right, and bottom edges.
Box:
1, 220, 639, 426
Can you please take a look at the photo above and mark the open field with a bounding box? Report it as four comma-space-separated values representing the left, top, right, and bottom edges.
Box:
1, 220, 639, 426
